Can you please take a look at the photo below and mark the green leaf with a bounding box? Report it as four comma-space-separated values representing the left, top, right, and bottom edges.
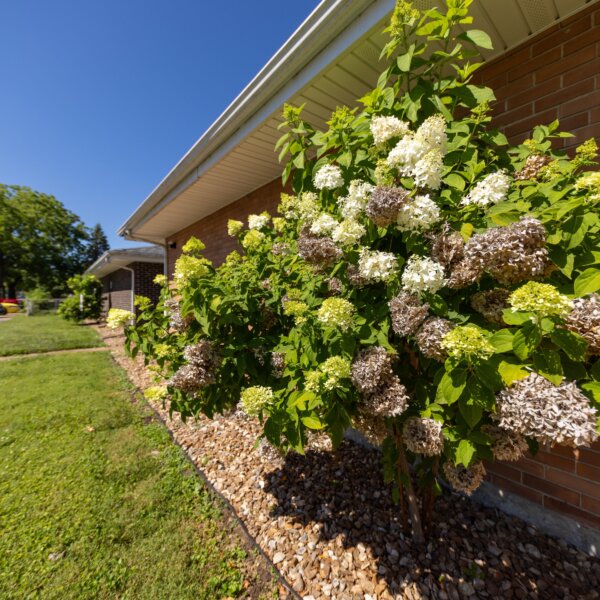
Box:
512, 322, 542, 360
444, 173, 466, 191
459, 393, 483, 428
301, 415, 325, 430
474, 359, 504, 391
502, 309, 532, 326
438, 368, 467, 405
574, 268, 600, 296
550, 328, 588, 362
488, 329, 514, 353
455, 439, 476, 467
459, 29, 493, 50
498, 360, 530, 386
581, 381, 600, 404
533, 349, 563, 385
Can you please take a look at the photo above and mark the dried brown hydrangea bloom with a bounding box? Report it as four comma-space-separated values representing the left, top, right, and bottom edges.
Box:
365, 186, 410, 226
271, 242, 291, 256
169, 340, 220, 392
415, 317, 455, 361
352, 347, 409, 417
389, 291, 429, 337
515, 154, 551, 181
471, 289, 510, 325
298, 227, 342, 266
482, 424, 528, 462
565, 294, 600, 355
443, 460, 486, 495
403, 417, 444, 456
271, 352, 285, 378
429, 223, 465, 269
347, 264, 367, 288
464, 217, 550, 285
446, 259, 483, 289
494, 373, 598, 448
362, 375, 410, 417
327, 277, 343, 295
351, 346, 393, 396
164, 297, 194, 332
354, 413, 390, 446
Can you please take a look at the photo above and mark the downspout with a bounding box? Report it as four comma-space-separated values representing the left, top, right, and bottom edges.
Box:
122, 230, 167, 276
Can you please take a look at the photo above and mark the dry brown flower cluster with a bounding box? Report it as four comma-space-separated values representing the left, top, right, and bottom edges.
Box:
482, 424, 528, 462
389, 291, 430, 337
463, 217, 550, 285
515, 154, 551, 180
271, 242, 291, 256
429, 223, 465, 270
164, 297, 194, 332
365, 186, 410, 226
471, 288, 510, 325
327, 277, 343, 295
353, 413, 389, 446
169, 340, 220, 392
443, 460, 486, 495
351, 346, 409, 417
414, 317, 455, 361
565, 293, 600, 355
346, 264, 367, 288
495, 373, 598, 447
270, 352, 285, 378
403, 417, 444, 456
298, 227, 342, 266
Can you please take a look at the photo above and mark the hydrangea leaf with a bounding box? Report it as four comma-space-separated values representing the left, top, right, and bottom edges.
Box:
574, 268, 600, 296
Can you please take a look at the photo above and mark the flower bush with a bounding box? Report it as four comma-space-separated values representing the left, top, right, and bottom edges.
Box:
125, 0, 600, 541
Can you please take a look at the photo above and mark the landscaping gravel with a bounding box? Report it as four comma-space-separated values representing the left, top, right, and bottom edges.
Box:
98, 325, 600, 600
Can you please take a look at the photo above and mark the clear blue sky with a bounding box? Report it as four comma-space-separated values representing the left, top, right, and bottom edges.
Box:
0, 0, 319, 248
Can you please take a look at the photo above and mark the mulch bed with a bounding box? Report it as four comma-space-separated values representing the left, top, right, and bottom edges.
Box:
96, 324, 600, 600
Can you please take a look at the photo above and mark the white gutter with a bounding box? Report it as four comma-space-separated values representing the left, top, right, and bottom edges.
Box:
119, 0, 394, 239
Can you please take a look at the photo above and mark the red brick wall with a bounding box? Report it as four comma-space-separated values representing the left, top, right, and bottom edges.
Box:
475, 2, 600, 531
166, 178, 288, 275
130, 261, 163, 308
474, 3, 600, 152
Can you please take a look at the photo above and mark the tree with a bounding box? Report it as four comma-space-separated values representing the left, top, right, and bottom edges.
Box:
57, 274, 103, 322
83, 223, 110, 269
126, 0, 599, 543
0, 185, 89, 297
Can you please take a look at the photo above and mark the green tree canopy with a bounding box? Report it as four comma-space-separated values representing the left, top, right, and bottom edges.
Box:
83, 223, 110, 268
0, 185, 92, 297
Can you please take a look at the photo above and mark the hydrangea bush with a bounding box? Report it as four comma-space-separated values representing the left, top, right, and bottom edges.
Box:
125, 0, 600, 542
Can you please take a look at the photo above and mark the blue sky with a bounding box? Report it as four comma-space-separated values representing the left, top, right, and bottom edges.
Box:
0, 0, 319, 248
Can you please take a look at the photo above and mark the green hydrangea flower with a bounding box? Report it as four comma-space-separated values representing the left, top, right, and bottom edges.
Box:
173, 254, 211, 286
182, 236, 206, 255
317, 298, 355, 331
441, 325, 494, 361
227, 219, 244, 237
106, 308, 135, 330
240, 386, 273, 417
144, 386, 167, 402
283, 300, 309, 325
153, 273, 167, 286
241, 229, 265, 250
134, 295, 151, 310
509, 281, 572, 319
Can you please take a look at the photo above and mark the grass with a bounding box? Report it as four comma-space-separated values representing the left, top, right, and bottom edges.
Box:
0, 313, 102, 356
0, 351, 272, 599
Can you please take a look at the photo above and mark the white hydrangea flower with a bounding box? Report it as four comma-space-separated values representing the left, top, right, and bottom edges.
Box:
396, 194, 441, 232
309, 213, 338, 235
416, 114, 447, 153
370, 115, 410, 145
314, 164, 344, 190
332, 219, 366, 246
413, 149, 444, 190
401, 255, 446, 295
387, 133, 430, 174
358, 248, 397, 282
338, 180, 374, 219
461, 172, 511, 207
247, 214, 270, 229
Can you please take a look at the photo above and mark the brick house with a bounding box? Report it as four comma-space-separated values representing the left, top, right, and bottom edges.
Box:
118, 0, 600, 544
85, 246, 165, 315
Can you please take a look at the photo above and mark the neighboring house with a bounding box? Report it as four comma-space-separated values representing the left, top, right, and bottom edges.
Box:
118, 0, 600, 539
85, 246, 165, 314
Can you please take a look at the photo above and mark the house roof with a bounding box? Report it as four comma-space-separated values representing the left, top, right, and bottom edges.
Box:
85, 246, 165, 279
119, 0, 593, 245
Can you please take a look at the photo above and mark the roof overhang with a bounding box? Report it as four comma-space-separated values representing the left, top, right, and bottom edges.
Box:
85, 248, 165, 279
120, 0, 593, 245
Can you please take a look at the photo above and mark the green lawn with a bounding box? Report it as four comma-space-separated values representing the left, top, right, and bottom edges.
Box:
0, 351, 272, 599
0, 314, 102, 356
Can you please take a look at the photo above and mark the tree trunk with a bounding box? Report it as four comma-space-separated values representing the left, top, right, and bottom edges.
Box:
395, 429, 425, 545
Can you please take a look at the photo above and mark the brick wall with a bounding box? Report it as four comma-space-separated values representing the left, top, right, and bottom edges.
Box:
162, 4, 600, 531
130, 261, 163, 309
474, 3, 600, 153
166, 177, 288, 275
475, 1, 600, 531
100, 268, 132, 314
